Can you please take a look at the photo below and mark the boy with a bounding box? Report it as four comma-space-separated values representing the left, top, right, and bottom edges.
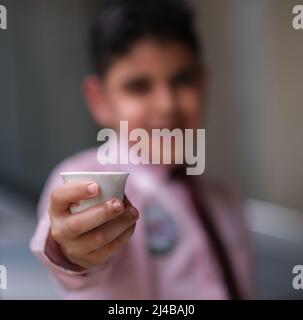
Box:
30, 0, 253, 299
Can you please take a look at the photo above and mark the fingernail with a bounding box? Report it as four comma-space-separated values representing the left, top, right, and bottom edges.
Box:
129, 207, 138, 220
70, 201, 80, 207
112, 200, 122, 212
86, 183, 98, 195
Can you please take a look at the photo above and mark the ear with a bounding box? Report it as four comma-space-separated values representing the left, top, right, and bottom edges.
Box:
197, 63, 208, 92
197, 63, 208, 125
82, 74, 114, 127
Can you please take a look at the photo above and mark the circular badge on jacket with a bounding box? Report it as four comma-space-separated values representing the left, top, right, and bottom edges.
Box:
144, 206, 178, 255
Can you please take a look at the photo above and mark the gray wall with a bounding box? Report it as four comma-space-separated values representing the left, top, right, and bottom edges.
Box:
194, 0, 303, 212
0, 0, 100, 198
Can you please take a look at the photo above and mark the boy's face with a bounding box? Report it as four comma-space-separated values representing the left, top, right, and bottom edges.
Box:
84, 39, 205, 163
85, 38, 205, 132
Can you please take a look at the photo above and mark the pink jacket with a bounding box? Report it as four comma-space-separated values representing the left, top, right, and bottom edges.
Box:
30, 148, 253, 299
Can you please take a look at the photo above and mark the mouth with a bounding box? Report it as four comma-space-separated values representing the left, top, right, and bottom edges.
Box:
148, 122, 185, 131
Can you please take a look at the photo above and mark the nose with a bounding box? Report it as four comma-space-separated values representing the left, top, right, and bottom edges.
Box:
153, 85, 179, 119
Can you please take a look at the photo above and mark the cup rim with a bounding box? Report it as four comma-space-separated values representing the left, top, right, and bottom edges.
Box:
60, 171, 129, 176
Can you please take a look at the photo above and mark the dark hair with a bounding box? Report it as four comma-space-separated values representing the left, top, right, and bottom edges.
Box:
89, 0, 201, 76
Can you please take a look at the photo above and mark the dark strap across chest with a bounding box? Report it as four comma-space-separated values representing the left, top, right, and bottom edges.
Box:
170, 167, 242, 300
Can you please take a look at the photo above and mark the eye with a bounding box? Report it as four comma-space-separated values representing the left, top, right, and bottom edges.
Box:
124, 78, 151, 95
171, 70, 198, 88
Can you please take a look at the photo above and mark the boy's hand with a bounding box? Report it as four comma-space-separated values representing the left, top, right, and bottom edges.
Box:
48, 181, 139, 269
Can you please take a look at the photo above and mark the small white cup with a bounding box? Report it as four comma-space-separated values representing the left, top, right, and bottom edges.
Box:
60, 172, 129, 213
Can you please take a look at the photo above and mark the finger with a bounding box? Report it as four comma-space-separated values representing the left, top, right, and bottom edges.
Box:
73, 206, 139, 255
85, 224, 136, 266
50, 181, 100, 215
62, 198, 124, 239
59, 244, 90, 269
123, 195, 132, 209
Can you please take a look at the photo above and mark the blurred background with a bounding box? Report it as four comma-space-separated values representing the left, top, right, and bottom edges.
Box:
0, 0, 303, 299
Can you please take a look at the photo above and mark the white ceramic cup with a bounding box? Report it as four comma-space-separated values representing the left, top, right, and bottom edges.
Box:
60, 172, 129, 213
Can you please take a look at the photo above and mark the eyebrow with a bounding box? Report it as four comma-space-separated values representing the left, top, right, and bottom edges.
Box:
121, 75, 150, 88
170, 63, 199, 80
120, 62, 199, 88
